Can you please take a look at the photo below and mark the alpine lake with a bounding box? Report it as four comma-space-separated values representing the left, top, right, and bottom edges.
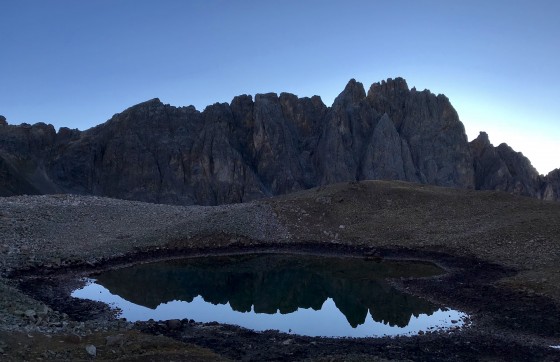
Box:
72, 253, 468, 338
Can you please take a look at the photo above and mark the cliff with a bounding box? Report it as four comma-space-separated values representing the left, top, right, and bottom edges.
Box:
0, 78, 557, 204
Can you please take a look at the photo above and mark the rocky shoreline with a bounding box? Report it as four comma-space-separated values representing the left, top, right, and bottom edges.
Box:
1, 180, 560, 360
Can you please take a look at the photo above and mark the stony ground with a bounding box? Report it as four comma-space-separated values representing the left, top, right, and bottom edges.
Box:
1, 180, 560, 360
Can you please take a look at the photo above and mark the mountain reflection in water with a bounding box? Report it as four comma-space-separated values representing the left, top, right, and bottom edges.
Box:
91, 254, 445, 328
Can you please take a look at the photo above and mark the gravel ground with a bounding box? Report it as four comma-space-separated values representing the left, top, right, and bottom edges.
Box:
0, 194, 290, 274
1, 180, 560, 360
0, 194, 289, 360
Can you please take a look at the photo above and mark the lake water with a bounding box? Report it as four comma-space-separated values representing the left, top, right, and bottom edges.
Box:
72, 253, 468, 337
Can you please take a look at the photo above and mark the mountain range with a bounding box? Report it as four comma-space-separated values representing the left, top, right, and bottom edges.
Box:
1, 77, 558, 204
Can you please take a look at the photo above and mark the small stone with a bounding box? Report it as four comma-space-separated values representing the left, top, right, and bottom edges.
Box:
85, 344, 96, 357
282, 339, 294, 345
24, 309, 36, 318
37, 305, 49, 316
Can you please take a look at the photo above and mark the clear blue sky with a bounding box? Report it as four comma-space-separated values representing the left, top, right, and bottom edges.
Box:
1, 0, 558, 174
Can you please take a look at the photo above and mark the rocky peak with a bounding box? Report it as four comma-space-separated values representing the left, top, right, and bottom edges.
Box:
230, 95, 254, 123
469, 134, 542, 198
473, 131, 491, 145
1, 77, 557, 204
368, 77, 410, 99
230, 95, 254, 126
495, 143, 539, 178
470, 132, 492, 156
123, 98, 163, 113
231, 94, 253, 106
203, 102, 232, 123
333, 79, 366, 106
366, 77, 474, 188
56, 127, 81, 143
141, 97, 162, 106
0, 115, 6, 126
309, 95, 325, 108
255, 93, 279, 103
365, 78, 409, 131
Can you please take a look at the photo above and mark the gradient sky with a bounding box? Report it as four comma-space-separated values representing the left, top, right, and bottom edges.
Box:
1, 0, 558, 174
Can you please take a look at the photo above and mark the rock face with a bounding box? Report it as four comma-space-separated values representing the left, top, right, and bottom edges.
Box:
366, 79, 474, 187
0, 122, 62, 196
470, 132, 538, 197
470, 132, 559, 201
542, 169, 560, 201
0, 78, 557, 204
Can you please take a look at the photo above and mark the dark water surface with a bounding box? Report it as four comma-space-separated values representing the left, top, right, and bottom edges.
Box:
72, 253, 467, 337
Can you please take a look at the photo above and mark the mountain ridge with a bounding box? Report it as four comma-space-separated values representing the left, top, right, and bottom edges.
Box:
1, 77, 558, 203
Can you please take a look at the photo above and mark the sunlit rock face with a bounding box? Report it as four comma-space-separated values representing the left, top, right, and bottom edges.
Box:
0, 78, 556, 204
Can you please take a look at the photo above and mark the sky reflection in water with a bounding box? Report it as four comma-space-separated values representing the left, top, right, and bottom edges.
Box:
72, 254, 467, 337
